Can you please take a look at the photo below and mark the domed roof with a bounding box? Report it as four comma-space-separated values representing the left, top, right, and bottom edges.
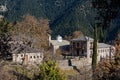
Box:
57, 35, 62, 42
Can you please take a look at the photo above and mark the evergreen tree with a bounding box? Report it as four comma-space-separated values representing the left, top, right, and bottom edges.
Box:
37, 60, 66, 80
0, 18, 11, 60
92, 0, 120, 41
99, 27, 104, 42
92, 23, 98, 69
91, 0, 120, 68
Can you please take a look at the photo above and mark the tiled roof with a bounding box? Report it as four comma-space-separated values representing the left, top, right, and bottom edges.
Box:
50, 40, 70, 46
71, 36, 94, 41
98, 43, 112, 48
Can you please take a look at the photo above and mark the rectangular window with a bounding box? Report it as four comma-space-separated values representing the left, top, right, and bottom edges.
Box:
90, 42, 93, 48
73, 42, 75, 47
37, 56, 39, 58
91, 51, 93, 54
98, 50, 100, 53
77, 43, 79, 47
21, 54, 23, 57
40, 55, 42, 58
30, 56, 32, 58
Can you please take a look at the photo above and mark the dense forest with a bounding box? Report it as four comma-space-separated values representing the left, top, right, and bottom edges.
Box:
0, 0, 120, 41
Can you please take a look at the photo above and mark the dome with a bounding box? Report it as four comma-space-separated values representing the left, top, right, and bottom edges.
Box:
57, 35, 62, 42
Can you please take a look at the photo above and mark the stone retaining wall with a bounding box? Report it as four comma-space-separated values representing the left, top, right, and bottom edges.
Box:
57, 57, 92, 70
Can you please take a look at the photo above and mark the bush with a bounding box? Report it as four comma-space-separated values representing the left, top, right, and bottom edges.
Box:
36, 60, 66, 80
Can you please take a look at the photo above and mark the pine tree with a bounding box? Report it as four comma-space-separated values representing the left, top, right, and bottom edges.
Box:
37, 60, 66, 80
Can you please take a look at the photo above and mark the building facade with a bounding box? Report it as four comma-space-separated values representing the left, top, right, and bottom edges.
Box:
70, 36, 115, 62
13, 52, 43, 64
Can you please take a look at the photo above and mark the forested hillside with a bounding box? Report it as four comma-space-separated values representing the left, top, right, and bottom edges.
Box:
0, 0, 120, 41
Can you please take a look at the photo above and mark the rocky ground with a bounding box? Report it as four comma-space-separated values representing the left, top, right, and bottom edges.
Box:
0, 60, 39, 80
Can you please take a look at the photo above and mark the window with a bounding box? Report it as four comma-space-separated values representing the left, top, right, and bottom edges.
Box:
106, 53, 109, 57
34, 56, 36, 58
37, 56, 39, 58
77, 42, 79, 47
30, 56, 32, 58
98, 50, 100, 53
105, 49, 106, 52
91, 51, 93, 54
73, 42, 75, 47
21, 54, 23, 57
90, 52, 93, 58
40, 55, 42, 58
90, 42, 93, 48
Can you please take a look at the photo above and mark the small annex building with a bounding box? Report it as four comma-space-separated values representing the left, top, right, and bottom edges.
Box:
12, 48, 43, 64
49, 35, 70, 54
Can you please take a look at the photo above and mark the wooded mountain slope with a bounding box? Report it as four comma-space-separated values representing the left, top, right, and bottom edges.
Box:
0, 0, 120, 41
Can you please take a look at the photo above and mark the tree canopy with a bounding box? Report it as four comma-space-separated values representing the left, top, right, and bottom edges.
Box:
11, 14, 51, 50
36, 60, 66, 80
0, 18, 12, 60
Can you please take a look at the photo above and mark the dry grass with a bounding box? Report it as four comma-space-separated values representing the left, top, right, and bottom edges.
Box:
0, 61, 40, 80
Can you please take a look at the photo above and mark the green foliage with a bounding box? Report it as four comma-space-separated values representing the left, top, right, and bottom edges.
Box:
99, 27, 104, 42
0, 18, 11, 60
1, 0, 119, 40
37, 60, 66, 80
92, 23, 98, 69
0, 19, 10, 37
2, 0, 94, 38
92, 0, 120, 41
51, 0, 94, 38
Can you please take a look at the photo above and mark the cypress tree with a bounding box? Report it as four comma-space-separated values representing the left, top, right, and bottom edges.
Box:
99, 27, 104, 42
92, 0, 120, 41
92, 23, 98, 69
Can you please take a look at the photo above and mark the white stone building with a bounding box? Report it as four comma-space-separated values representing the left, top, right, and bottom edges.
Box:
70, 36, 115, 62
49, 35, 70, 54
12, 52, 43, 64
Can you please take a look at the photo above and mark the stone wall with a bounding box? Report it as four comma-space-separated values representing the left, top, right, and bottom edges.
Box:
57, 57, 92, 70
